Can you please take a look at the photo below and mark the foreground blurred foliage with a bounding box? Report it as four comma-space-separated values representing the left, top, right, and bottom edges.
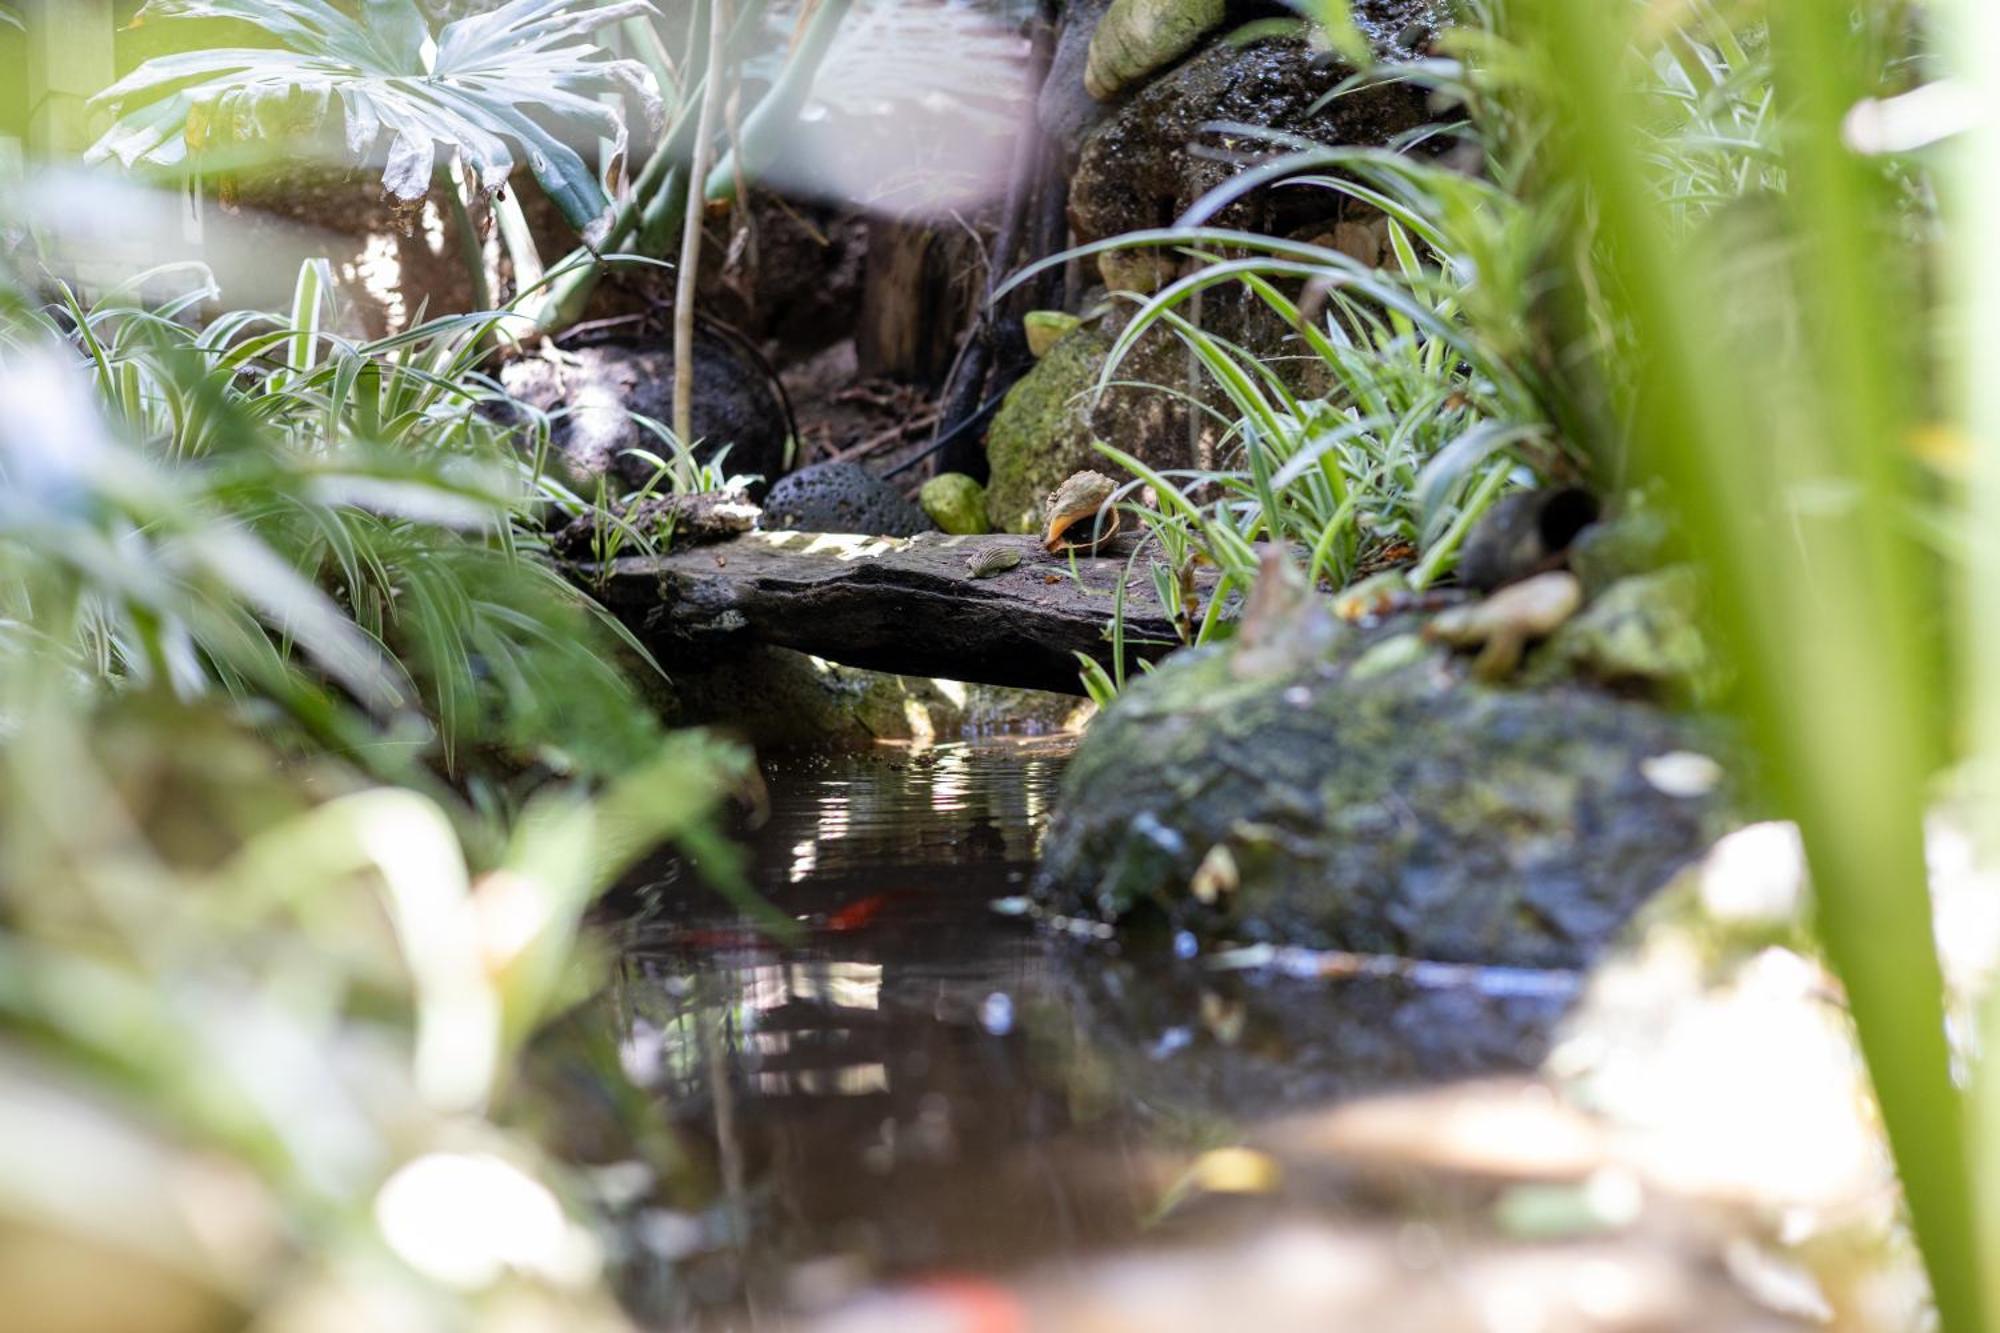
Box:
1064, 0, 1986, 1324
0, 183, 753, 1326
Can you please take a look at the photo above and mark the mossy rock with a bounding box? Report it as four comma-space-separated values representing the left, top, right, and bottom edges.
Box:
983, 326, 1115, 533
919, 472, 990, 535
1534, 567, 1714, 697
1035, 613, 1736, 969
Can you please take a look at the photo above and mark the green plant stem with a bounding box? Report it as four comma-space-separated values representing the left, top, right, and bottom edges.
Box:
439, 165, 493, 313
1945, 0, 2000, 1312
672, 0, 728, 462
702, 0, 853, 205
492, 188, 544, 295
517, 0, 779, 336
1525, 1, 1978, 1326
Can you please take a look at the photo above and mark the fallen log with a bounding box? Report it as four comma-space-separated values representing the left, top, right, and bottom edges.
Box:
588, 530, 1228, 695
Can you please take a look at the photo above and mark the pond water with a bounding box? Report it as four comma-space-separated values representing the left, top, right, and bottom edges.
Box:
559, 735, 1579, 1328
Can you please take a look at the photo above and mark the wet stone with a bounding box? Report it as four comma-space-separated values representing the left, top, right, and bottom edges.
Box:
1035, 614, 1737, 969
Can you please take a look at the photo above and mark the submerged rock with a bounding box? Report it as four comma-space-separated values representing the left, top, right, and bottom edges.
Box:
500, 333, 790, 494
1059, 951, 1570, 1117
760, 460, 933, 537
1036, 600, 1734, 969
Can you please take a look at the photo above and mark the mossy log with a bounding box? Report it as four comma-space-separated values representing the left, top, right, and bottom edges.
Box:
588, 531, 1226, 694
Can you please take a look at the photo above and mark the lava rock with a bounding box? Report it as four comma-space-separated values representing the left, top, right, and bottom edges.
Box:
499, 333, 790, 496
760, 461, 933, 537
1035, 601, 1735, 970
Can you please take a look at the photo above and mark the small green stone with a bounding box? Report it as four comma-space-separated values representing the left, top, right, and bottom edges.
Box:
1025, 310, 1082, 359
920, 472, 990, 535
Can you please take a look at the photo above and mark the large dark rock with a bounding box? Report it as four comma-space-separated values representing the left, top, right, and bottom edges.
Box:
500, 333, 791, 495
993, 32, 1438, 530
1068, 35, 1432, 259
1035, 596, 1735, 969
1039, 0, 1445, 157
696, 195, 869, 363
758, 461, 933, 537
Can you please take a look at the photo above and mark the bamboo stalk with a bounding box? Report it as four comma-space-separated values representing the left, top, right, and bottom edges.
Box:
672, 0, 730, 467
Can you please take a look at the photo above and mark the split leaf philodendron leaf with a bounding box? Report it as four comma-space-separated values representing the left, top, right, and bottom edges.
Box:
87, 0, 663, 235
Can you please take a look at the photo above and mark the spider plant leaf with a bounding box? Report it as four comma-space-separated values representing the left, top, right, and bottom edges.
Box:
1412, 419, 1543, 544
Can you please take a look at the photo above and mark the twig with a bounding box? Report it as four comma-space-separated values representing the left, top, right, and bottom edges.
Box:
827, 407, 942, 463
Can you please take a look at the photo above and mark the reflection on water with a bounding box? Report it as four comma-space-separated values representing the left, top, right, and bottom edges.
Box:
578, 736, 1572, 1327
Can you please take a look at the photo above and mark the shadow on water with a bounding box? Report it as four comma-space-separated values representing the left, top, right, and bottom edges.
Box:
545, 736, 1576, 1327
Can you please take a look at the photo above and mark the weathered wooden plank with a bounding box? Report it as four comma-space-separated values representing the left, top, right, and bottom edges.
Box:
591, 530, 1225, 695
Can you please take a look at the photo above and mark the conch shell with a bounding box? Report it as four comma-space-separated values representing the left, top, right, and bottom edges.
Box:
1042, 469, 1122, 552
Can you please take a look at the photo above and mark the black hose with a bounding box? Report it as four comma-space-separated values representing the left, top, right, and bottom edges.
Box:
885, 394, 1007, 478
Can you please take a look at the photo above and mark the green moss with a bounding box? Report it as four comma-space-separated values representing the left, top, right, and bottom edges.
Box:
1535, 567, 1712, 696
983, 327, 1114, 533
1036, 603, 1738, 968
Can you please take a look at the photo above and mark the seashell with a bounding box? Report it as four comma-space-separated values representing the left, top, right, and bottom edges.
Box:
1042, 470, 1122, 552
